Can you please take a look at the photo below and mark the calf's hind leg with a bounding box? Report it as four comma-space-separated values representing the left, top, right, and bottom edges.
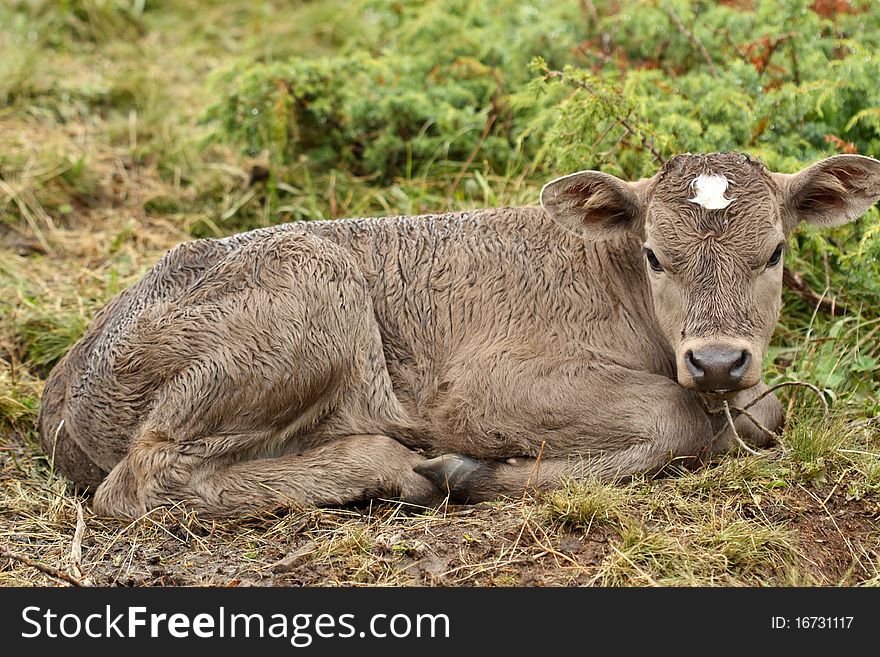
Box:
94, 434, 439, 517
38, 237, 236, 488
91, 230, 436, 517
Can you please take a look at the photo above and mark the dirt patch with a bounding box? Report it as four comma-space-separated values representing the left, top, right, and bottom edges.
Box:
783, 486, 880, 585
56, 503, 613, 587
4, 473, 877, 588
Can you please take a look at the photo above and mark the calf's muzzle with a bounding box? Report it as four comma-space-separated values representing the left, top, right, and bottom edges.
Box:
684, 344, 753, 393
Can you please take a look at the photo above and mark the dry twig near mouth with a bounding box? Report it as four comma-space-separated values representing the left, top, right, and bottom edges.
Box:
704, 379, 830, 456
733, 405, 788, 452
722, 401, 762, 456
743, 381, 831, 428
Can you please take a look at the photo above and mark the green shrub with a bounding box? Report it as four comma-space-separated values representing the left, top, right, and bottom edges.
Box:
206, 0, 588, 181
538, 0, 880, 177
208, 0, 880, 183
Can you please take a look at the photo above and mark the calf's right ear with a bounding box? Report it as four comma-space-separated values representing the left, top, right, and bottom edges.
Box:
541, 170, 651, 237
773, 154, 880, 231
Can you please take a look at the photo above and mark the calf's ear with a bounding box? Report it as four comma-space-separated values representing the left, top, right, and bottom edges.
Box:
773, 154, 880, 231
541, 170, 651, 237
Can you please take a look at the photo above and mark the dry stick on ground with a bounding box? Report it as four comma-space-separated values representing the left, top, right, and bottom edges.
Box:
0, 545, 88, 587
70, 500, 88, 582
664, 5, 720, 79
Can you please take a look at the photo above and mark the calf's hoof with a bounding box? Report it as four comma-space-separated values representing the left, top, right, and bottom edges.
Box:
415, 454, 494, 504
398, 468, 448, 509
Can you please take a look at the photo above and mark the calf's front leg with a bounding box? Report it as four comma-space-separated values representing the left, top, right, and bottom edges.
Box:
418, 369, 783, 503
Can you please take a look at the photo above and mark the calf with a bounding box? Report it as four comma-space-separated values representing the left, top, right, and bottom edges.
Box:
37, 152, 880, 517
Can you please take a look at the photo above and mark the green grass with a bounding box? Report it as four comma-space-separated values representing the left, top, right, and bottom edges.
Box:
543, 478, 632, 530
1, 0, 879, 587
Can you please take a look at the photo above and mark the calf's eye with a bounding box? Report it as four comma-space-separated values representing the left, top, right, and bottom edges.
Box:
644, 248, 664, 273
765, 243, 784, 269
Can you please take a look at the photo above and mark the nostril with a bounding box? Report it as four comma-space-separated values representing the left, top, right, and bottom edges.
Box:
685, 349, 704, 377
730, 350, 752, 379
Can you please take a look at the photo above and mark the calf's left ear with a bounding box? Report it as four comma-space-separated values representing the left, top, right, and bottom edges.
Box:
773, 154, 880, 231
541, 170, 652, 237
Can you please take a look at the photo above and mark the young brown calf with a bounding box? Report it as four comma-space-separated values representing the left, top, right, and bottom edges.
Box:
38, 153, 880, 517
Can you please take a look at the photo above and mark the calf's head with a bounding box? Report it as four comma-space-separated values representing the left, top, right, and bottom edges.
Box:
542, 152, 880, 394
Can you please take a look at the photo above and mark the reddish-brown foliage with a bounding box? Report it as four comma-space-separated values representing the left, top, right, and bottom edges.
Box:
810, 0, 857, 19
824, 134, 859, 154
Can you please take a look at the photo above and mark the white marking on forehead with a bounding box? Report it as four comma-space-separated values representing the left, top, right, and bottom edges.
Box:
687, 174, 735, 210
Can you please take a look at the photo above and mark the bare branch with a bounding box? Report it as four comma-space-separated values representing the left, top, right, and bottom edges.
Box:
742, 380, 830, 428
723, 401, 762, 456
783, 266, 847, 316
730, 405, 785, 450
664, 5, 720, 79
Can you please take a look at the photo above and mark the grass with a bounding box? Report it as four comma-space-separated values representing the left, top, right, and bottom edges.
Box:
1, 0, 880, 587
542, 478, 631, 530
